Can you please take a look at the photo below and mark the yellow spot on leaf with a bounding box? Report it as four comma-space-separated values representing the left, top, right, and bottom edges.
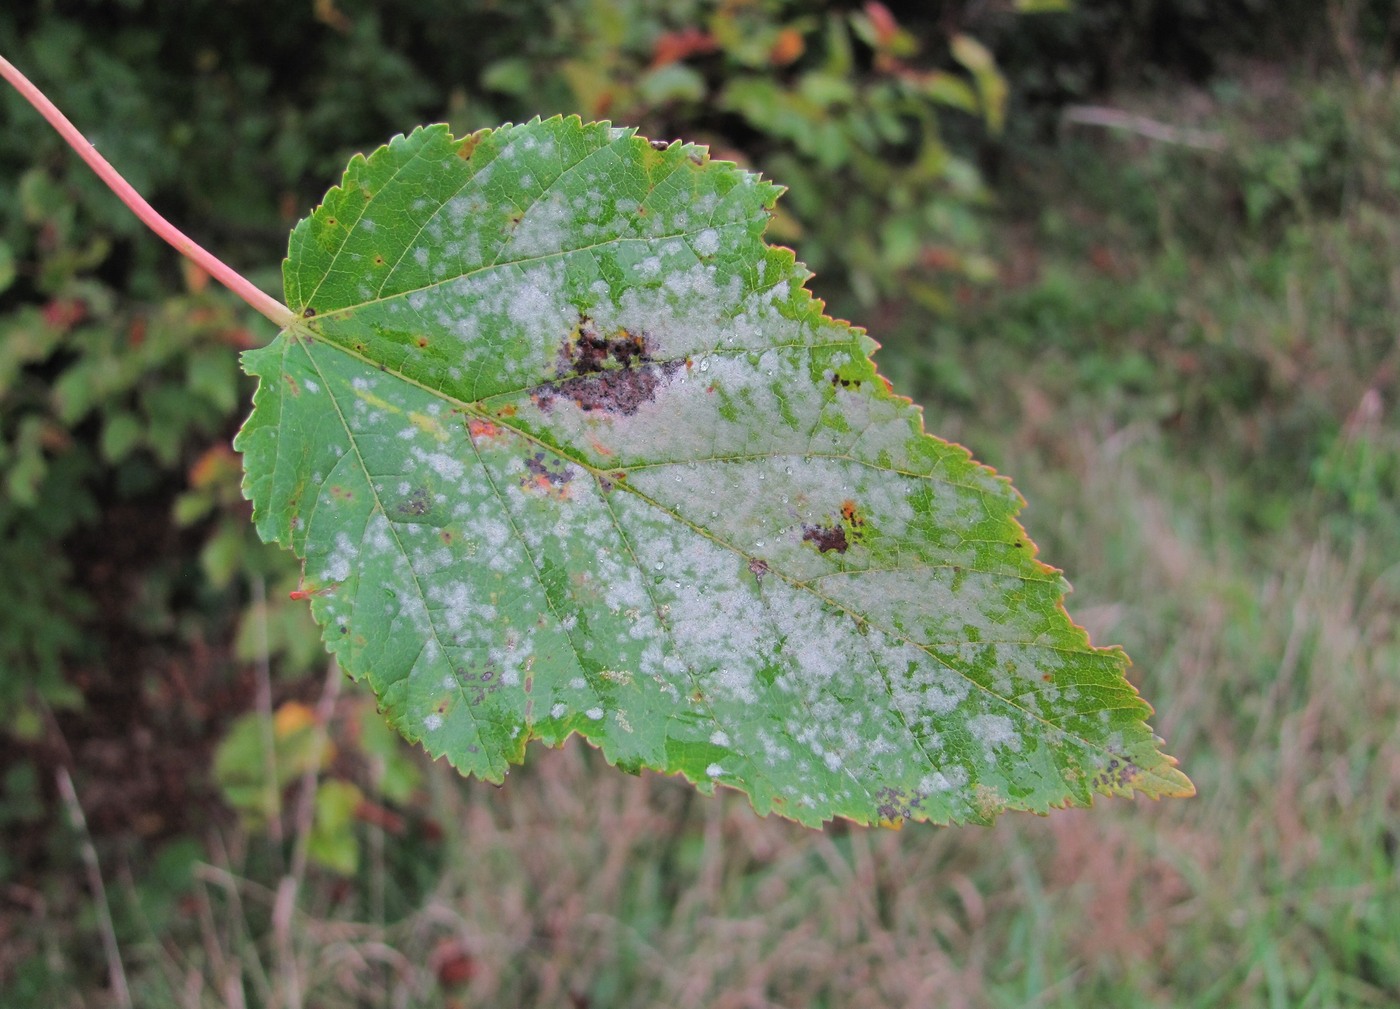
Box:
409, 411, 448, 442
353, 386, 399, 414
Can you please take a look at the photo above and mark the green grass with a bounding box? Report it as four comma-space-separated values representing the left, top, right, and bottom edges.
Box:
7, 66, 1400, 1009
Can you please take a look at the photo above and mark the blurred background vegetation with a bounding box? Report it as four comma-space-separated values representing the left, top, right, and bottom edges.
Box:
2, 1, 1398, 1006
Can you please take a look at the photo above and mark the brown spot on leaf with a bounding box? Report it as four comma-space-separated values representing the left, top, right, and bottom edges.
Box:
551, 367, 681, 415
748, 557, 769, 581
456, 132, 484, 160
803, 522, 849, 554
534, 314, 681, 416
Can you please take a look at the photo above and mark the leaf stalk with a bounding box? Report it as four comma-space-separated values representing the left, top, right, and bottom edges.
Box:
0, 54, 296, 330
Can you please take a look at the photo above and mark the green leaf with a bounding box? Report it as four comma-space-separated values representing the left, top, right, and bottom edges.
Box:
309, 779, 363, 876
950, 34, 1008, 135
0, 240, 15, 295
236, 118, 1191, 827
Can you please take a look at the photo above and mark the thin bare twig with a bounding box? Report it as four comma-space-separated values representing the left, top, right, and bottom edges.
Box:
273, 660, 345, 1009
1063, 104, 1226, 151
55, 766, 133, 1009
0, 54, 295, 329
251, 575, 284, 848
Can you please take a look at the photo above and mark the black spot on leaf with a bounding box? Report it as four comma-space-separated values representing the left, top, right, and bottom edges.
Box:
397, 485, 433, 517
1093, 757, 1141, 790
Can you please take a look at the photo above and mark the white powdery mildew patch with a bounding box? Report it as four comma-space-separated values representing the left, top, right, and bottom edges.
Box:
426, 579, 496, 634
626, 452, 918, 583
410, 445, 466, 482
505, 278, 559, 338
323, 531, 359, 582
381, 258, 575, 395
622, 508, 782, 707
813, 566, 1030, 647
487, 628, 536, 687
826, 384, 924, 469
764, 584, 922, 782
889, 651, 974, 723
598, 544, 652, 616
566, 337, 925, 478
506, 190, 571, 257
601, 261, 748, 355
919, 766, 967, 794
967, 713, 1021, 756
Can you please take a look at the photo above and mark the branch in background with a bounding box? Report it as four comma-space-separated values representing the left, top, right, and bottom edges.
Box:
56, 767, 133, 1009
1063, 104, 1226, 151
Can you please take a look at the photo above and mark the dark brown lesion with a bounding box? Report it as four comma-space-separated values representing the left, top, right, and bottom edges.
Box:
802, 522, 849, 554
533, 313, 682, 417
803, 498, 870, 555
